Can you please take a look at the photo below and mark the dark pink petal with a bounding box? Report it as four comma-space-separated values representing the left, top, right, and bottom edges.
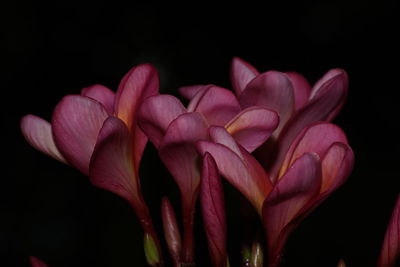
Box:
30, 256, 48, 267
159, 112, 209, 202
161, 197, 182, 266
187, 85, 241, 126
240, 71, 295, 135
378, 195, 400, 267
262, 153, 321, 267
52, 95, 109, 175
285, 72, 311, 111
201, 153, 227, 267
225, 107, 279, 153
198, 127, 272, 214
138, 95, 187, 148
278, 122, 348, 180
81, 84, 115, 114
178, 85, 208, 100
114, 64, 159, 130
20, 115, 67, 164
230, 57, 259, 95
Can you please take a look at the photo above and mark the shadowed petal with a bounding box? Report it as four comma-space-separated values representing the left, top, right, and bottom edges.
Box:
52, 95, 109, 175
201, 153, 227, 267
230, 57, 259, 95
138, 95, 186, 148
179, 85, 208, 99
30, 256, 48, 267
225, 107, 279, 153
161, 197, 182, 266
378, 195, 400, 267
286, 72, 311, 111
262, 153, 321, 267
81, 84, 115, 114
114, 64, 159, 130
21, 115, 67, 164
240, 71, 294, 135
187, 85, 241, 126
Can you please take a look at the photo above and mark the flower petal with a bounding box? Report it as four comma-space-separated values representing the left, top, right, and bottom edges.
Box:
201, 153, 227, 267
161, 197, 182, 265
21, 115, 67, 164
187, 85, 241, 126
225, 107, 279, 153
138, 95, 187, 148
378, 195, 400, 267
262, 153, 321, 266
52, 95, 109, 175
159, 112, 209, 201
240, 71, 295, 135
230, 57, 259, 95
81, 84, 115, 115
30, 256, 48, 267
114, 63, 159, 130
198, 127, 272, 214
178, 85, 208, 100
285, 72, 311, 111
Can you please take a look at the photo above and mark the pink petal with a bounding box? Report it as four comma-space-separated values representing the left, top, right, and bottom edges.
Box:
378, 195, 400, 267
138, 95, 187, 148
262, 153, 321, 266
225, 107, 279, 153
52, 95, 109, 175
114, 64, 159, 130
278, 122, 348, 180
198, 127, 272, 214
159, 112, 209, 202
201, 153, 227, 267
239, 71, 295, 135
187, 85, 241, 126
30, 256, 48, 267
285, 72, 311, 111
230, 57, 259, 95
81, 84, 115, 115
20, 115, 67, 164
178, 85, 208, 100
161, 197, 182, 265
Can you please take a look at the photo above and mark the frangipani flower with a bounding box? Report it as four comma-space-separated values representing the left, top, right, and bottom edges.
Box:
197, 122, 354, 267
21, 64, 163, 265
138, 86, 278, 264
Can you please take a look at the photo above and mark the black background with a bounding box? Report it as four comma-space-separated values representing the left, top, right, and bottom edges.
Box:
2, 0, 399, 266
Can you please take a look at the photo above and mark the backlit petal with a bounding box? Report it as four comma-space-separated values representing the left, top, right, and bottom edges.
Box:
52, 95, 109, 175
230, 57, 259, 95
285, 72, 311, 111
81, 84, 115, 114
30, 257, 48, 267
21, 115, 67, 164
225, 107, 279, 153
138, 95, 186, 148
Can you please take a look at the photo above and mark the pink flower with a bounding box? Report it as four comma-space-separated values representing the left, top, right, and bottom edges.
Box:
30, 256, 48, 267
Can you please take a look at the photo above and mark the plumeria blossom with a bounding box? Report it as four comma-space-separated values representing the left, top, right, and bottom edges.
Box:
21, 64, 163, 265
138, 85, 279, 264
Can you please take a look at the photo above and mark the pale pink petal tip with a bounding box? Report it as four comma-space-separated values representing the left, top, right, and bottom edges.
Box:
230, 57, 259, 95
21, 115, 67, 164
81, 84, 115, 114
30, 256, 48, 267
178, 85, 208, 99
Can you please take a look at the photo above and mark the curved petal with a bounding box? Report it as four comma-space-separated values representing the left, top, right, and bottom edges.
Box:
20, 115, 67, 164
201, 153, 227, 267
30, 257, 48, 267
230, 57, 259, 95
81, 84, 115, 114
159, 112, 209, 201
262, 153, 321, 267
114, 63, 159, 130
187, 85, 241, 126
240, 71, 295, 135
178, 85, 208, 100
225, 107, 279, 153
285, 72, 311, 111
52, 95, 109, 175
138, 95, 187, 148
378, 195, 400, 267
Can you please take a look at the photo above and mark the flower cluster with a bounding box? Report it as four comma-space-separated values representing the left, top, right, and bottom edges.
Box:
22, 58, 399, 267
